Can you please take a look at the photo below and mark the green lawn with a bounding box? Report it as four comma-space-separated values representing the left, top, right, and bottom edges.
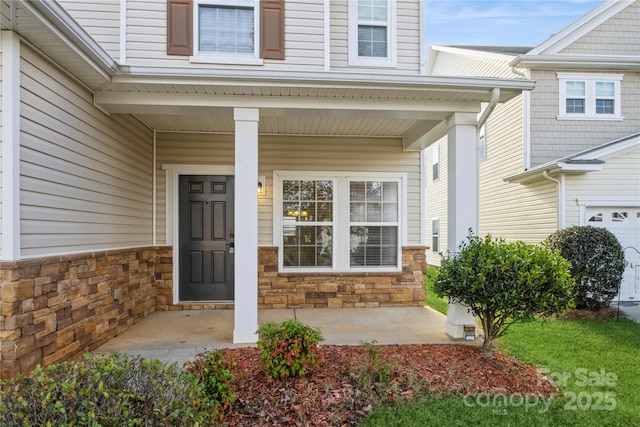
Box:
425, 266, 448, 315
362, 317, 640, 426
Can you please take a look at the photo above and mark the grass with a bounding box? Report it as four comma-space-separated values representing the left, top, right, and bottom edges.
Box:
362, 316, 640, 426
425, 266, 448, 315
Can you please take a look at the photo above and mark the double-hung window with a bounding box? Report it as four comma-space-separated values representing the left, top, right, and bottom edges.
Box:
193, 0, 262, 64
432, 144, 440, 181
348, 0, 397, 67
557, 73, 623, 120
276, 173, 404, 272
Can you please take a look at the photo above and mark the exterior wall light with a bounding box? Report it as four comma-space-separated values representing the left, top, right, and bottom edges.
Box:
258, 176, 266, 195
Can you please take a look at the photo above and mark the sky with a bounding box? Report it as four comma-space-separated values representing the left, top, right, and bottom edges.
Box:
424, 0, 605, 48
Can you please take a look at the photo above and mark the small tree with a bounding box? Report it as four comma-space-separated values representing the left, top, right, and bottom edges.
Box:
434, 234, 574, 356
546, 226, 626, 310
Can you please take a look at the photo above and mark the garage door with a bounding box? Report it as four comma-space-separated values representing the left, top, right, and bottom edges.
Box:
586, 207, 640, 301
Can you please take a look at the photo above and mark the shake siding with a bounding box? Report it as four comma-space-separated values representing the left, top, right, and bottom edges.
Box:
559, 2, 639, 56
19, 45, 153, 257
529, 69, 640, 167
424, 137, 447, 267
126, 0, 325, 70
479, 96, 557, 243
564, 145, 640, 227
57, 0, 121, 62
155, 133, 422, 247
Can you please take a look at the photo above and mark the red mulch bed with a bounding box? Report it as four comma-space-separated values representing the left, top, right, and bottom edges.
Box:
221, 344, 556, 426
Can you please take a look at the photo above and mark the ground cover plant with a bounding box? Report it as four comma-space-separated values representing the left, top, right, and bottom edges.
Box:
0, 353, 217, 426
434, 233, 575, 355
546, 225, 626, 310
362, 316, 640, 426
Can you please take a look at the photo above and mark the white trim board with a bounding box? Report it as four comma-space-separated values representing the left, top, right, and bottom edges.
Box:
162, 164, 235, 304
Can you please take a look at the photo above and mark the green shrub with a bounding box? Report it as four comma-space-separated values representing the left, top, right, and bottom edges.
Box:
546, 225, 626, 310
434, 233, 574, 355
256, 319, 324, 379
350, 341, 392, 389
184, 349, 237, 420
0, 353, 216, 426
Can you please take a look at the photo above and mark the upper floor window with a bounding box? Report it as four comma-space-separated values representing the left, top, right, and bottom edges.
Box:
478, 125, 486, 160
348, 0, 397, 67
166, 0, 285, 63
557, 73, 623, 121
194, 0, 261, 64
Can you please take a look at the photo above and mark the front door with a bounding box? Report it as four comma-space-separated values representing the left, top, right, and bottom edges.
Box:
179, 175, 234, 301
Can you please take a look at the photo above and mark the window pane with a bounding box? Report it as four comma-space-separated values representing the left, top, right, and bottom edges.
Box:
367, 202, 382, 222
351, 202, 365, 222
358, 0, 387, 22
358, 26, 387, 57
566, 99, 585, 114
382, 182, 398, 202
566, 81, 585, 97
199, 6, 254, 53
283, 226, 332, 267
596, 82, 615, 97
350, 226, 397, 267
366, 181, 382, 201
596, 99, 614, 114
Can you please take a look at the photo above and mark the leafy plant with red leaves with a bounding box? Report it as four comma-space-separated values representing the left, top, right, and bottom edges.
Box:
257, 319, 324, 379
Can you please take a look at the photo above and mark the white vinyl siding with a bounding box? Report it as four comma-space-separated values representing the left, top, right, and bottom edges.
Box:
479, 96, 557, 243
155, 134, 421, 248
19, 45, 153, 257
564, 145, 640, 227
332, 0, 419, 73
529, 69, 640, 167
424, 136, 447, 267
57, 0, 121, 62
126, 0, 325, 70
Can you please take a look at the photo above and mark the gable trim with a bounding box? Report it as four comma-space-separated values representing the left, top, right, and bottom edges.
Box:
528, 0, 634, 55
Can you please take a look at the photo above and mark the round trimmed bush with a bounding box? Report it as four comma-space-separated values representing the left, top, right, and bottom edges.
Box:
546, 226, 626, 310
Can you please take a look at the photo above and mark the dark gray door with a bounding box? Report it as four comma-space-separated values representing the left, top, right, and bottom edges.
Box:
179, 175, 234, 301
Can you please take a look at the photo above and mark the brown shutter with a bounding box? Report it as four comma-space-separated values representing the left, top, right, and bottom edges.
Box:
167, 0, 193, 56
260, 0, 285, 60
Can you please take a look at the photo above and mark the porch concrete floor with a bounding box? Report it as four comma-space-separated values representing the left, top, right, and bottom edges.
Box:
94, 307, 461, 366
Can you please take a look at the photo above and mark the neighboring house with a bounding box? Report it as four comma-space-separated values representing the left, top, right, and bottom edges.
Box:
0, 0, 533, 377
424, 1, 640, 302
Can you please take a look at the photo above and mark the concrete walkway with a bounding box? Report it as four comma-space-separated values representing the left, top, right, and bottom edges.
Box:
94, 307, 459, 366
618, 301, 640, 322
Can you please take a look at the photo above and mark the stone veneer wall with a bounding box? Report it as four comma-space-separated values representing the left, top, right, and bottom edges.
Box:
0, 246, 171, 380
258, 246, 428, 308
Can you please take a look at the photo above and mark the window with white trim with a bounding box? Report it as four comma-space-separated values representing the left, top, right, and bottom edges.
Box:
276, 173, 404, 272
557, 73, 623, 120
348, 0, 397, 67
431, 219, 439, 253
432, 143, 440, 181
478, 125, 486, 160
193, 0, 262, 64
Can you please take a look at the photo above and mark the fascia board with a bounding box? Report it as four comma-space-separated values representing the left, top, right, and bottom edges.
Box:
505, 162, 602, 184
511, 54, 640, 70
114, 67, 536, 93
18, 0, 117, 78
528, 0, 634, 55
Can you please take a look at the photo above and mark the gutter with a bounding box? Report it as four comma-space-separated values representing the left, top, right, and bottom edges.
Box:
477, 88, 500, 130
543, 170, 565, 230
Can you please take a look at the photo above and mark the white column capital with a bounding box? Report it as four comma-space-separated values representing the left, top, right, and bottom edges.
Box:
234, 107, 260, 122
446, 112, 477, 129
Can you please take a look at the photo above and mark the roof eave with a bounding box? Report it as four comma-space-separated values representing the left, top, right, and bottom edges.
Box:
511, 55, 640, 71
505, 162, 604, 184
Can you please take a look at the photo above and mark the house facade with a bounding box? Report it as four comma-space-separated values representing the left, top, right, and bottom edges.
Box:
424, 1, 640, 302
0, 0, 533, 378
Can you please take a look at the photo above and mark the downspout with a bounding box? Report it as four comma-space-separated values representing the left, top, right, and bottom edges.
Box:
543, 170, 565, 230
474, 88, 500, 232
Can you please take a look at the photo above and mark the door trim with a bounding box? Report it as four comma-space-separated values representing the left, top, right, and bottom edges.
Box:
163, 164, 235, 304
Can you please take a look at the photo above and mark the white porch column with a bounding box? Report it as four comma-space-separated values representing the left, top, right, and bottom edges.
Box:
1, 31, 21, 261
445, 112, 478, 338
233, 107, 260, 343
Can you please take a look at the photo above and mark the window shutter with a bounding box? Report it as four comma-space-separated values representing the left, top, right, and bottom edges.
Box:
167, 0, 193, 56
260, 0, 285, 60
